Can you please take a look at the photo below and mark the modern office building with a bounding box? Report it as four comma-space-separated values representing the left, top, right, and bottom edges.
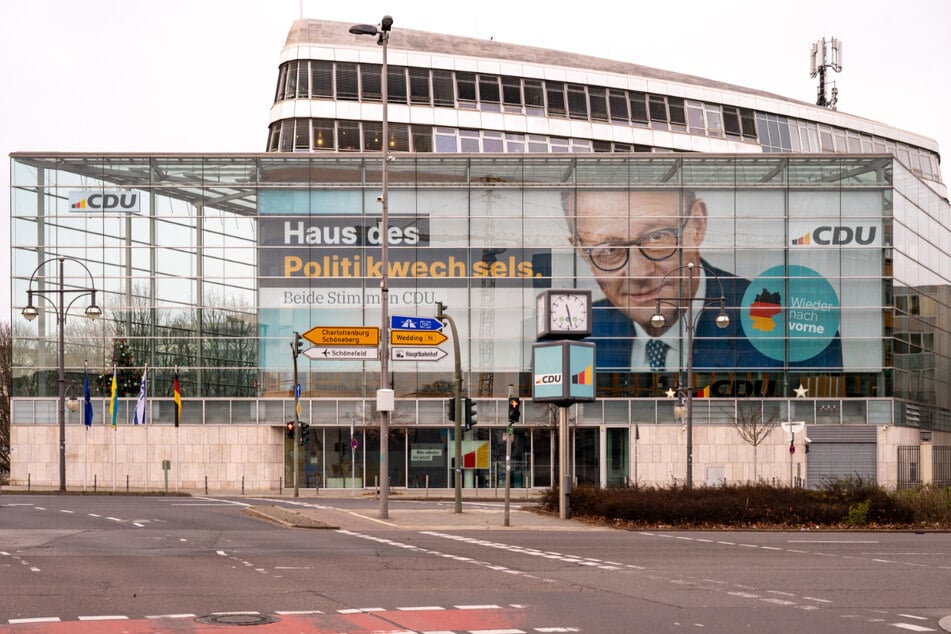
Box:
8, 19, 950, 493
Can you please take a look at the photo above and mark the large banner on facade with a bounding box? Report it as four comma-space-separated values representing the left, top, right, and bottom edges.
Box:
257, 187, 883, 374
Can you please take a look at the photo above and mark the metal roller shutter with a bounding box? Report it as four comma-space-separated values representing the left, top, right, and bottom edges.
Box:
806, 425, 878, 489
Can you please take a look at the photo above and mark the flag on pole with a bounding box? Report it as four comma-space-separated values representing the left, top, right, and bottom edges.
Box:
173, 369, 182, 428
132, 365, 148, 425
109, 366, 118, 428
83, 367, 93, 427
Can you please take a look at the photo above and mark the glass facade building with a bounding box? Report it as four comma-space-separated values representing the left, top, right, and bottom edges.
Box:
7, 18, 950, 492
9, 154, 951, 490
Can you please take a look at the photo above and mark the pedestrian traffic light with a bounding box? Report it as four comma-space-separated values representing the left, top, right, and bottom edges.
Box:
293, 331, 303, 356
508, 397, 521, 424
446, 398, 456, 422
299, 421, 311, 446
464, 397, 478, 430
285, 421, 295, 439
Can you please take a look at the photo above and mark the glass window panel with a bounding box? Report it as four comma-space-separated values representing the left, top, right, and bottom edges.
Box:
478, 74, 500, 105
740, 109, 757, 138
705, 103, 723, 137
295, 61, 308, 98
456, 71, 477, 104
311, 60, 333, 98
335, 62, 359, 101
411, 125, 433, 152
285, 61, 299, 99
686, 101, 705, 135
459, 129, 480, 152
501, 75, 522, 109
432, 69, 455, 107
313, 119, 334, 150
387, 65, 407, 104
363, 121, 382, 151
524, 79, 544, 115
434, 128, 458, 152
293, 118, 310, 150
388, 122, 410, 151
567, 84, 588, 120
608, 89, 629, 122
723, 106, 742, 136
360, 63, 383, 101
483, 131, 503, 152
337, 120, 361, 150
648, 95, 667, 122
589, 86, 608, 121
668, 97, 686, 129
630, 92, 648, 124
546, 81, 566, 116
275, 64, 287, 102
409, 67, 430, 104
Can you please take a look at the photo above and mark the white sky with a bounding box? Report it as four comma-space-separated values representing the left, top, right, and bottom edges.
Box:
2, 0, 949, 319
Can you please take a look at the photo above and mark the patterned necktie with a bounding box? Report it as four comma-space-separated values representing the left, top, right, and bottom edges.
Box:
646, 338, 669, 372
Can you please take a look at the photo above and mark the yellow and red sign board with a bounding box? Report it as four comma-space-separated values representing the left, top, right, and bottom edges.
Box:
390, 330, 448, 346
303, 326, 379, 346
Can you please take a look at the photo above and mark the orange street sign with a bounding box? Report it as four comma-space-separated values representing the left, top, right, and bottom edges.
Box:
303, 326, 380, 346
390, 330, 448, 346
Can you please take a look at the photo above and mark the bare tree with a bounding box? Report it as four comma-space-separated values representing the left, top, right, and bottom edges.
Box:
729, 400, 782, 482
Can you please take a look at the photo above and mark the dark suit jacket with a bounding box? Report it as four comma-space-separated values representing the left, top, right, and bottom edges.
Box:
589, 261, 843, 371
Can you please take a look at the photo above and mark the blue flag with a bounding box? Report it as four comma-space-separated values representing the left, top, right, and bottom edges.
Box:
83, 370, 93, 427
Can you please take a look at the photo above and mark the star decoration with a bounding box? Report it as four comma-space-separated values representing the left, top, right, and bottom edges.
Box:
794, 384, 809, 398
665, 388, 676, 398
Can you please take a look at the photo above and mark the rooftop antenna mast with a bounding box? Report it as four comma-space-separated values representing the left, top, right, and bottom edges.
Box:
810, 37, 842, 110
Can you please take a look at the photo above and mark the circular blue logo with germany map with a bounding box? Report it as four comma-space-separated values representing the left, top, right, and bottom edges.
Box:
740, 265, 840, 362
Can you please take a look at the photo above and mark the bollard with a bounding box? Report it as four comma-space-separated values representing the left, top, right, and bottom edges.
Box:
93, 474, 97, 493
126, 474, 129, 493
204, 476, 208, 495
28, 473, 31, 492
242, 476, 245, 495
425, 475, 429, 498
279, 477, 283, 495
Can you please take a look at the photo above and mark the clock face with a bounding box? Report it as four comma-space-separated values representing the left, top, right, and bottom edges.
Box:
549, 292, 588, 331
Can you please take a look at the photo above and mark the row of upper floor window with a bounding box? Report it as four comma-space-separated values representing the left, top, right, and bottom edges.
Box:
273, 60, 759, 142
265, 118, 657, 153
270, 59, 942, 184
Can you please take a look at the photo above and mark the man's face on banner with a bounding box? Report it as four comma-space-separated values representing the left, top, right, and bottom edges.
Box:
571, 190, 707, 332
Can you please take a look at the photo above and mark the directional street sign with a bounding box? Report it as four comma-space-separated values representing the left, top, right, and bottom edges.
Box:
391, 347, 448, 362
302, 326, 379, 346
390, 330, 448, 346
390, 315, 443, 331
303, 346, 380, 361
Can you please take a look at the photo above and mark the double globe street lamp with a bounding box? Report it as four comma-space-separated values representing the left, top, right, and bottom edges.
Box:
649, 261, 730, 489
22, 255, 102, 492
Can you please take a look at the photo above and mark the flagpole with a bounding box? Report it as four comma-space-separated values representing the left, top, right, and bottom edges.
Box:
174, 366, 181, 492
83, 361, 89, 492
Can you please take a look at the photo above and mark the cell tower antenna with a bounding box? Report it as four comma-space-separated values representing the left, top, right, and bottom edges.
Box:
810, 37, 843, 110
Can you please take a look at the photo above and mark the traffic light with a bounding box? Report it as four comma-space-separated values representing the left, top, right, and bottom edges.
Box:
508, 397, 521, 424
293, 331, 303, 356
446, 398, 456, 422
285, 421, 295, 439
464, 397, 478, 430
299, 421, 311, 446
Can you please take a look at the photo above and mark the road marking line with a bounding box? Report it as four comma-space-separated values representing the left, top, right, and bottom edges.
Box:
899, 614, 929, 620
455, 605, 501, 609
275, 610, 324, 615
8, 618, 60, 624
145, 614, 196, 619
890, 624, 935, 632
59, 509, 74, 514
396, 606, 445, 611
78, 615, 129, 621
338, 608, 385, 613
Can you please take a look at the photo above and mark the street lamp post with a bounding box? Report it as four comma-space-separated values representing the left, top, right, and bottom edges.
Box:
650, 261, 729, 489
350, 15, 394, 519
22, 255, 102, 492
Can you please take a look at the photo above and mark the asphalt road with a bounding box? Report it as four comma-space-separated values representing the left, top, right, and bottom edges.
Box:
1, 492, 950, 633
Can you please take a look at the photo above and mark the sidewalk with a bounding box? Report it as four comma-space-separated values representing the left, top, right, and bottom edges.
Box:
244, 492, 610, 532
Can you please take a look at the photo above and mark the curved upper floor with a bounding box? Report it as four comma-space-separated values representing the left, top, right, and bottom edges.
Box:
267, 19, 944, 197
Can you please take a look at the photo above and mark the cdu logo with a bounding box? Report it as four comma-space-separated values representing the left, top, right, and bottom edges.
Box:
69, 191, 141, 213
790, 225, 877, 246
